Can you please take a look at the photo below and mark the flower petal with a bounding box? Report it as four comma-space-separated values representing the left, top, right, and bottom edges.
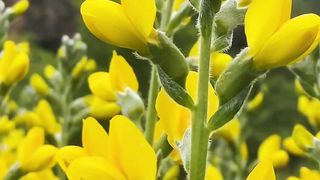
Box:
254, 14, 320, 70
246, 161, 275, 180
88, 72, 116, 101
245, 0, 291, 56
109, 115, 157, 180
82, 117, 109, 159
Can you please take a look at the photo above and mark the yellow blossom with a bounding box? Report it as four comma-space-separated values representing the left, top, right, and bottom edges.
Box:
246, 161, 275, 180
245, 0, 320, 70
287, 167, 320, 180
247, 92, 264, 111
17, 127, 57, 172
0, 116, 15, 133
216, 119, 241, 142
44, 65, 58, 80
258, 134, 289, 168
11, 0, 29, 16
30, 73, 50, 96
84, 95, 121, 119
34, 100, 61, 134
156, 71, 218, 146
205, 165, 223, 180
20, 169, 59, 180
80, 0, 157, 52
283, 137, 305, 156
292, 124, 314, 151
58, 116, 157, 179
297, 96, 320, 126
0, 41, 30, 86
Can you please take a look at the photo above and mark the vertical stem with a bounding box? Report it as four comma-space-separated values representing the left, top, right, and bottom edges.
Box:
190, 0, 214, 179
160, 0, 174, 32
145, 65, 160, 144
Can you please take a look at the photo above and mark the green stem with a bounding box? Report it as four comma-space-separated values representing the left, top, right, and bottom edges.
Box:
190, 0, 214, 179
145, 65, 160, 144
160, 0, 174, 32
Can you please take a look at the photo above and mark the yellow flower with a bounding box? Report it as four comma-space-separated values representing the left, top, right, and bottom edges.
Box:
247, 92, 264, 112
34, 100, 61, 134
283, 137, 305, 156
17, 127, 57, 172
84, 95, 121, 119
258, 134, 289, 168
11, 0, 29, 16
30, 73, 50, 96
287, 167, 320, 180
44, 65, 58, 80
80, 0, 156, 52
72, 56, 89, 78
88, 51, 138, 102
189, 41, 232, 78
58, 116, 157, 179
292, 124, 314, 151
205, 165, 223, 180
297, 96, 320, 126
294, 79, 308, 96
0, 116, 15, 133
156, 71, 218, 146
0, 158, 8, 179
20, 169, 59, 180
245, 0, 320, 70
0, 41, 30, 86
216, 119, 241, 142
246, 161, 275, 180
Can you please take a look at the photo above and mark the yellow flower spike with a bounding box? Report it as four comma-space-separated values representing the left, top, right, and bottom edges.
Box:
210, 53, 232, 78
205, 165, 223, 180
35, 100, 60, 134
18, 127, 57, 172
44, 65, 58, 80
109, 115, 157, 180
245, 0, 292, 57
67, 156, 125, 180
258, 134, 289, 168
292, 124, 315, 151
216, 119, 241, 142
72, 56, 88, 78
82, 117, 109, 159
88, 72, 116, 101
0, 116, 15, 133
80, 0, 156, 53
247, 92, 264, 112
246, 161, 276, 180
253, 14, 320, 70
57, 146, 87, 172
85, 59, 97, 72
11, 0, 29, 16
156, 88, 191, 145
2, 53, 30, 85
30, 73, 50, 96
87, 96, 121, 119
109, 51, 138, 92
283, 137, 305, 156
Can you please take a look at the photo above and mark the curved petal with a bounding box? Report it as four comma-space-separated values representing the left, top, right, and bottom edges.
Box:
245, 0, 292, 56
246, 161, 275, 180
254, 14, 319, 70
81, 0, 146, 52
156, 89, 191, 145
109, 51, 139, 92
121, 0, 156, 39
67, 156, 125, 180
109, 115, 157, 180
88, 72, 116, 101
57, 146, 87, 172
258, 134, 281, 161
82, 117, 109, 159
186, 71, 219, 118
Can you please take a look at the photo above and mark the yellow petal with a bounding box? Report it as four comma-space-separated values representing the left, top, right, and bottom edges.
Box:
35, 100, 60, 134
23, 145, 57, 172
271, 150, 289, 168
247, 92, 264, 112
30, 73, 50, 96
245, 0, 291, 56
109, 115, 157, 180
80, 0, 146, 52
88, 72, 116, 101
3, 53, 29, 85
82, 117, 109, 158
300, 167, 320, 180
67, 156, 125, 180
254, 14, 320, 70
292, 124, 314, 150
283, 137, 305, 156
88, 96, 121, 119
258, 134, 281, 162
109, 51, 138, 92
71, 56, 88, 78
18, 127, 45, 167
156, 88, 191, 145
205, 165, 224, 180
11, 0, 29, 16
121, 0, 156, 39
210, 53, 232, 78
216, 119, 241, 142
57, 146, 87, 173
246, 161, 275, 180
186, 71, 219, 118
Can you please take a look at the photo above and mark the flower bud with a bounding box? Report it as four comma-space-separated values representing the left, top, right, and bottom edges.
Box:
11, 0, 29, 16
30, 73, 50, 96
292, 124, 315, 151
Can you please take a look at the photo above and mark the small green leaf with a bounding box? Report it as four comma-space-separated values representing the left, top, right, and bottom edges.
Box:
207, 86, 252, 131
157, 66, 194, 109
148, 31, 189, 86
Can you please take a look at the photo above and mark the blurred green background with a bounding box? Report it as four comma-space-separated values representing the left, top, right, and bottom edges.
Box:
3, 0, 320, 178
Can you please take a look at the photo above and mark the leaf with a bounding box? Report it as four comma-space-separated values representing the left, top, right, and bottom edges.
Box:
148, 31, 189, 86
157, 66, 194, 109
207, 86, 252, 131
